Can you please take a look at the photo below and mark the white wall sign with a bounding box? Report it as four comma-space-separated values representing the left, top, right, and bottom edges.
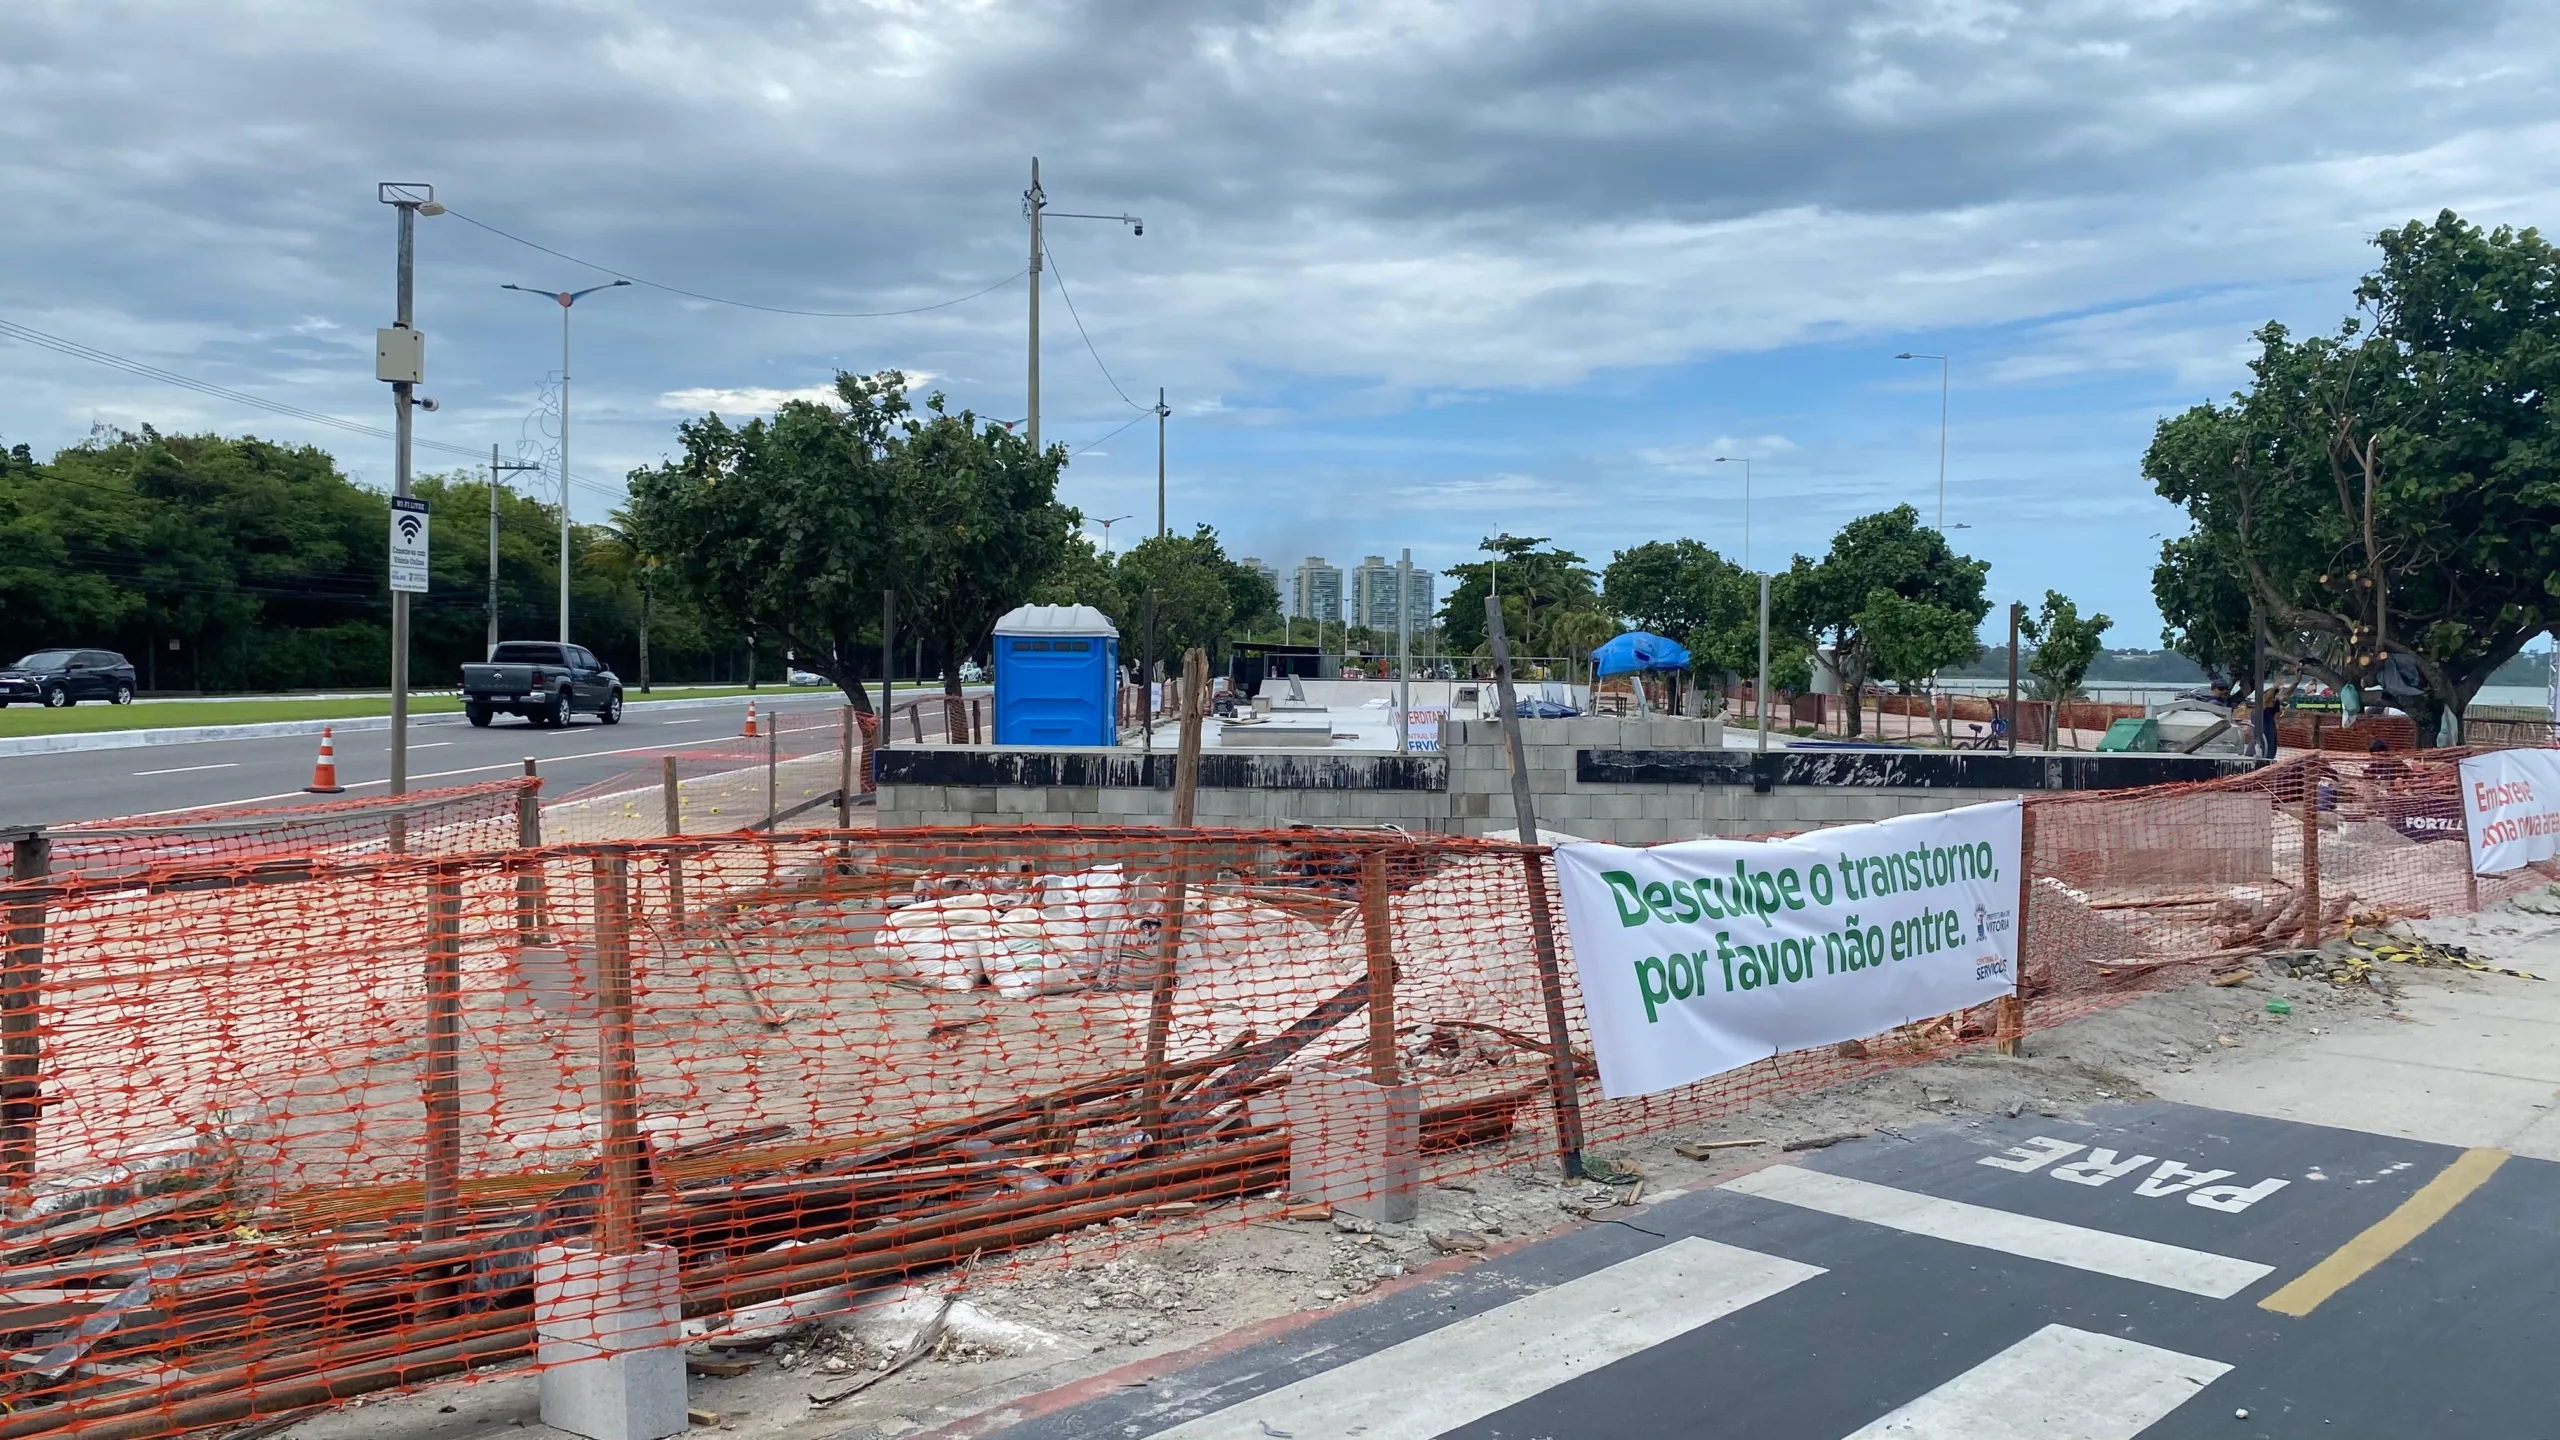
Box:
1405, 706, 1444, 752
2459, 748, 2560, 874
1553, 800, 2024, 1100
388, 496, 430, 595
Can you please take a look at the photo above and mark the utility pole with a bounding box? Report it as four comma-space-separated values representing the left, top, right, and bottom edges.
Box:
1023, 157, 1144, 458
1895, 352, 1951, 531
1026, 157, 1042, 455
504, 279, 631, 643
487, 446, 542, 656
1155, 387, 1170, 537
377, 183, 442, 801
1757, 572, 1771, 753
1397, 549, 1413, 752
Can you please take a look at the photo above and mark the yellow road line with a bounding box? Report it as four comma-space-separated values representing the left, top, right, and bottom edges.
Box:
2258, 1147, 2509, 1316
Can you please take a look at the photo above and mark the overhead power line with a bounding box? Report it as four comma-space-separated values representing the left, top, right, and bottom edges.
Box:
0, 315, 628, 499
443, 209, 1026, 319
1041, 238, 1147, 413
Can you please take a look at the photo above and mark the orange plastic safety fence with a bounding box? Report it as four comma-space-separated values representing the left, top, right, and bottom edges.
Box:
1, 756, 2555, 1438
41, 779, 531, 881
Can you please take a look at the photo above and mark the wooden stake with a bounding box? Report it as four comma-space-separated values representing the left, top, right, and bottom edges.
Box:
593, 856, 643, 1254
1361, 848, 1399, 1086
2004, 801, 2036, 1055
3, 833, 50, 1195
2299, 759, 2323, 947
661, 755, 682, 836
421, 869, 463, 1241
1141, 648, 1210, 1133
515, 758, 544, 942
837, 704, 856, 827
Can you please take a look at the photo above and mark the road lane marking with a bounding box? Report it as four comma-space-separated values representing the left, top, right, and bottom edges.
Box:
1840, 1324, 2230, 1439
126, 740, 707, 817
1142, 1237, 1822, 1440
658, 718, 704, 725
1720, 1165, 2272, 1298
2257, 1146, 2508, 1316
130, 763, 239, 777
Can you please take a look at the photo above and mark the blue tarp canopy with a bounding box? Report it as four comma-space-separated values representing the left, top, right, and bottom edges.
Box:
1591, 630, 1690, 676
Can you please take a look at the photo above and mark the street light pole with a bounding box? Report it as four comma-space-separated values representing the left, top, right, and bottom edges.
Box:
1022, 156, 1143, 459
504, 279, 631, 644
1713, 455, 1752, 570
1090, 514, 1132, 557
1896, 352, 1950, 531
1155, 387, 1170, 538
377, 183, 442, 802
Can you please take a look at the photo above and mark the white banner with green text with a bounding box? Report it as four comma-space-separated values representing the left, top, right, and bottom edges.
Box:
1553, 799, 2025, 1100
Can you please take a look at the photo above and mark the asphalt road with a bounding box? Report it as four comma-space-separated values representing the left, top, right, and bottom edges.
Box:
992, 1102, 2554, 1439
0, 690, 862, 829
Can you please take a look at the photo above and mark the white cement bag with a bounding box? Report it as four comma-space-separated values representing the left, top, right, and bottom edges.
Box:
880, 899, 1002, 990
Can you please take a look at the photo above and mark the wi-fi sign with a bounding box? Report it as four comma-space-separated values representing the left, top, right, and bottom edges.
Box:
396, 513, 424, 541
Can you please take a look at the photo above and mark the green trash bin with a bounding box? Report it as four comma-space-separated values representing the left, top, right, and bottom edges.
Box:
2097, 716, 2160, 753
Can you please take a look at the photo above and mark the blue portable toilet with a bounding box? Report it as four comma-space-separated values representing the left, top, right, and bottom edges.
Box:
992, 604, 1121, 746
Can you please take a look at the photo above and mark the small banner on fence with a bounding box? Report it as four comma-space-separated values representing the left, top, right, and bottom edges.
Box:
1554, 799, 2024, 1099
2460, 748, 2560, 874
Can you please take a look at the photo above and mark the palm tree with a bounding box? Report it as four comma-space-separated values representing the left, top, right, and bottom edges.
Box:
587, 510, 656, 693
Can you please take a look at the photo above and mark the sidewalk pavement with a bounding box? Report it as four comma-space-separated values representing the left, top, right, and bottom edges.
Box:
2145, 894, 2560, 1159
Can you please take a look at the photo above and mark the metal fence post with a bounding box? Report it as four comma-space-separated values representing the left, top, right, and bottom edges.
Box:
3, 832, 51, 1195
421, 868, 464, 1243
593, 856, 643, 1253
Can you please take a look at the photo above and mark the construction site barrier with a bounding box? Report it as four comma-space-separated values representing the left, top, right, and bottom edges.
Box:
0, 749, 2553, 1437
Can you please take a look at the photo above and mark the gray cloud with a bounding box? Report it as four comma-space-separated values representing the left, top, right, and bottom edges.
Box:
3, 0, 2554, 574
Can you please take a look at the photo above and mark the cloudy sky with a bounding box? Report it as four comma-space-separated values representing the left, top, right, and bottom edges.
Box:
6, 0, 2557, 641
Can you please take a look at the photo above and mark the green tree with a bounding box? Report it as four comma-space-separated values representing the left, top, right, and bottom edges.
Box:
2020, 590, 2114, 705
1441, 535, 1598, 657
2144, 211, 2560, 742
1109, 526, 1262, 668
627, 371, 918, 710
2151, 531, 2255, 686
1782, 506, 1989, 737
895, 395, 1076, 697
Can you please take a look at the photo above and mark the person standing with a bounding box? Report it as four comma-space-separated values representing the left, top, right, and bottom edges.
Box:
2257, 686, 2284, 758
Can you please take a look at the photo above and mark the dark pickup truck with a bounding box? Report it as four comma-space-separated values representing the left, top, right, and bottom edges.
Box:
460, 642, 624, 727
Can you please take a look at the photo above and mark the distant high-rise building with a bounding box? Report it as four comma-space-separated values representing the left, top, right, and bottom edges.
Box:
1351, 555, 1437, 632
1291, 557, 1344, 623
1238, 556, 1283, 609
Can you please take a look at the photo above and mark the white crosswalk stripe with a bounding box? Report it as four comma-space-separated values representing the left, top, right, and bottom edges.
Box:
1721, 1164, 2274, 1298
1841, 1324, 2232, 1438
1138, 1236, 1824, 1440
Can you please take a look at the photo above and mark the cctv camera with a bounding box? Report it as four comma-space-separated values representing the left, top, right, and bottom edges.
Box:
414, 395, 440, 412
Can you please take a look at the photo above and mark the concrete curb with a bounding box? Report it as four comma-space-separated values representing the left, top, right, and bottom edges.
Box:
0, 691, 845, 760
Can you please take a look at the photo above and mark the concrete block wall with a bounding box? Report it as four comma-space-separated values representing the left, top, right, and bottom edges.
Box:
875, 731, 2253, 844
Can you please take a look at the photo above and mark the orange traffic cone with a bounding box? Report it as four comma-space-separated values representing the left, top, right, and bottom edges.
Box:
305, 727, 345, 793
742, 701, 760, 739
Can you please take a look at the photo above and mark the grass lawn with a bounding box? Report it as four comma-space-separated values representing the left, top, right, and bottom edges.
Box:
0, 685, 804, 738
